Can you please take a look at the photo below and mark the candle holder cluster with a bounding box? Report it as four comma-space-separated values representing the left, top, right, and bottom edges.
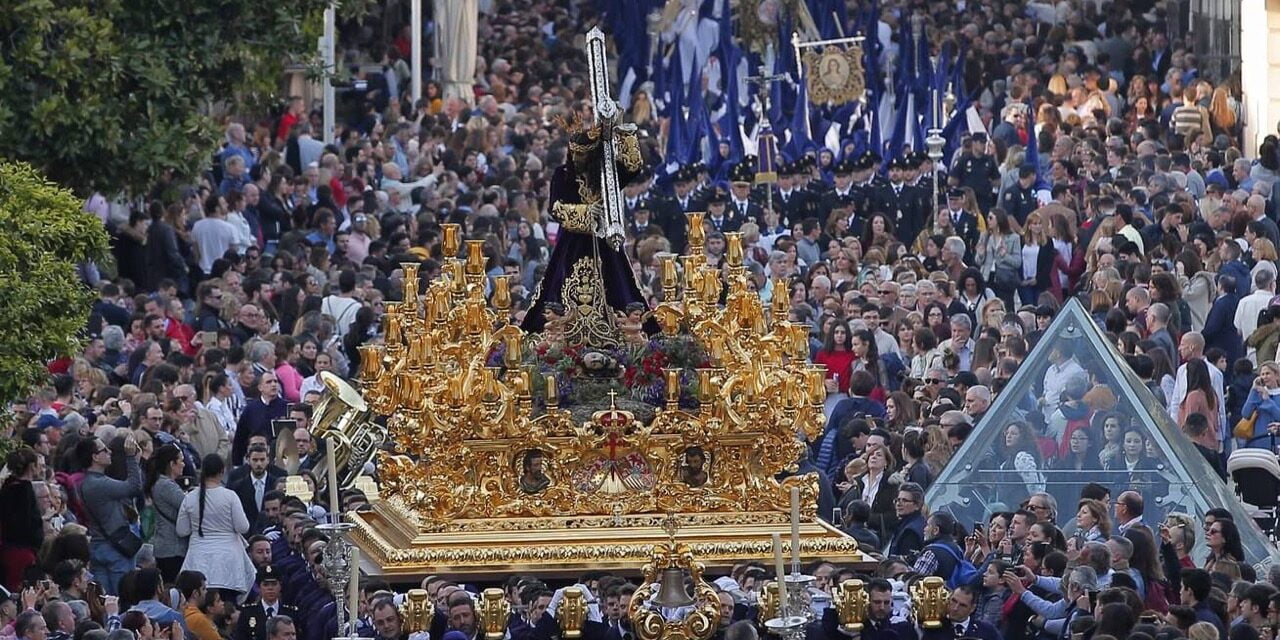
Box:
346, 214, 869, 577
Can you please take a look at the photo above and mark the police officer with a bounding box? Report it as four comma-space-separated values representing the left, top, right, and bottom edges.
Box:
951, 133, 999, 212
943, 188, 980, 248
236, 565, 302, 640
822, 157, 859, 215
1001, 166, 1040, 224
773, 161, 812, 226
851, 151, 884, 214
705, 186, 740, 233
727, 161, 763, 225
874, 156, 928, 246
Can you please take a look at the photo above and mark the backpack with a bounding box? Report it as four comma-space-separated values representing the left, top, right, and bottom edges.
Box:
928, 542, 981, 590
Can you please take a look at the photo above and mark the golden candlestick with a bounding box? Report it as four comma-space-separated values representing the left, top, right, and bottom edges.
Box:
357, 344, 383, 384
465, 240, 486, 277
401, 262, 421, 308
479, 588, 510, 640
806, 366, 826, 405
557, 587, 586, 639
544, 373, 559, 407
492, 275, 512, 317
724, 232, 744, 267
699, 267, 721, 302
504, 331, 522, 369
448, 261, 466, 296
659, 253, 679, 299
910, 577, 949, 629
441, 223, 461, 257
835, 580, 868, 633
686, 212, 706, 252
664, 368, 681, 406
385, 303, 403, 346
770, 278, 790, 322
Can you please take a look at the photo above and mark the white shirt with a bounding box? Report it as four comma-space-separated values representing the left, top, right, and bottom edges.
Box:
203, 397, 236, 436
322, 295, 362, 340
191, 217, 238, 273
1167, 356, 1226, 431
1042, 357, 1086, 414
1235, 290, 1273, 357
861, 471, 884, 506
225, 211, 255, 253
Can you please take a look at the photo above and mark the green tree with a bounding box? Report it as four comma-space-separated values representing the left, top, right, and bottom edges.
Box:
0, 160, 109, 405
0, 0, 360, 197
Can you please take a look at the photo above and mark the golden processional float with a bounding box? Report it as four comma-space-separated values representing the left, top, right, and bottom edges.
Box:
338, 212, 870, 578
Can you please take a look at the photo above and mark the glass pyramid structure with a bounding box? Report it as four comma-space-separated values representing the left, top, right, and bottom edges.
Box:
924, 298, 1280, 567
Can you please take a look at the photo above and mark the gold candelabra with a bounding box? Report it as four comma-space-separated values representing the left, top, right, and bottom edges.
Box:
347, 214, 868, 576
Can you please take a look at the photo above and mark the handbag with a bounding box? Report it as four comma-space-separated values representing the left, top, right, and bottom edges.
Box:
994, 263, 1020, 290
107, 524, 143, 558
1234, 410, 1258, 439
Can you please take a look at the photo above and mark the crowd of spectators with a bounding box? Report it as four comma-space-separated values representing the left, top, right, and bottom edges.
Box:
3, 0, 1280, 639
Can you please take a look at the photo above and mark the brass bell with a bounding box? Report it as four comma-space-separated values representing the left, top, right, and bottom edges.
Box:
652, 567, 695, 609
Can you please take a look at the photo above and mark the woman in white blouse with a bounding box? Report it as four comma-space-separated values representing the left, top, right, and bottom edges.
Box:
201, 372, 237, 436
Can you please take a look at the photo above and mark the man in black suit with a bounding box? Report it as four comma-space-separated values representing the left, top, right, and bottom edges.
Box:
705, 187, 740, 233
727, 162, 762, 226
236, 565, 302, 640
671, 166, 702, 214
874, 157, 928, 246
818, 578, 914, 640
943, 189, 980, 249
919, 585, 1002, 640
822, 157, 859, 215
231, 444, 282, 531
774, 162, 811, 226
227, 434, 288, 487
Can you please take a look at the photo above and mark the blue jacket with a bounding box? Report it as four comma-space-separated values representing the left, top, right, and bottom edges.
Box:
1203, 293, 1243, 365
1241, 388, 1280, 443
888, 511, 926, 557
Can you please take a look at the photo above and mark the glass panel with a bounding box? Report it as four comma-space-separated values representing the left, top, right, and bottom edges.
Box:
925, 298, 1279, 569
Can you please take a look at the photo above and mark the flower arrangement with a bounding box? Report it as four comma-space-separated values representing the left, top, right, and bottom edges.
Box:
488, 335, 709, 409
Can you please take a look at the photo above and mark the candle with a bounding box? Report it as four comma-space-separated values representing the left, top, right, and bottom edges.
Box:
545, 374, 559, 407
790, 486, 801, 569
349, 546, 361, 633
772, 533, 790, 616
327, 439, 341, 520
664, 368, 680, 403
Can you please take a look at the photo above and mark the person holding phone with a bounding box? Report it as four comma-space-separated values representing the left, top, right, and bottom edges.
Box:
1242, 361, 1280, 447
77, 435, 144, 596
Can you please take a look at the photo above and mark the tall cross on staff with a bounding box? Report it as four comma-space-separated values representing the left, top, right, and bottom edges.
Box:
746, 73, 790, 218
585, 27, 628, 251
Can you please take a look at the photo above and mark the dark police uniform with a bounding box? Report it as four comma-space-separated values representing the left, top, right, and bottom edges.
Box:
873, 157, 928, 245
235, 565, 303, 640
1002, 183, 1039, 224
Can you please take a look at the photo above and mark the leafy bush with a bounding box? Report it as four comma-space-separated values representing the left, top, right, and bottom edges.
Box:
0, 160, 109, 404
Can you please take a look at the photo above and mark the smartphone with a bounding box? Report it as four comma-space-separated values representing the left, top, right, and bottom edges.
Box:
832, 507, 843, 524
201, 331, 218, 347
272, 419, 298, 440
973, 522, 984, 533
1086, 590, 1098, 610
